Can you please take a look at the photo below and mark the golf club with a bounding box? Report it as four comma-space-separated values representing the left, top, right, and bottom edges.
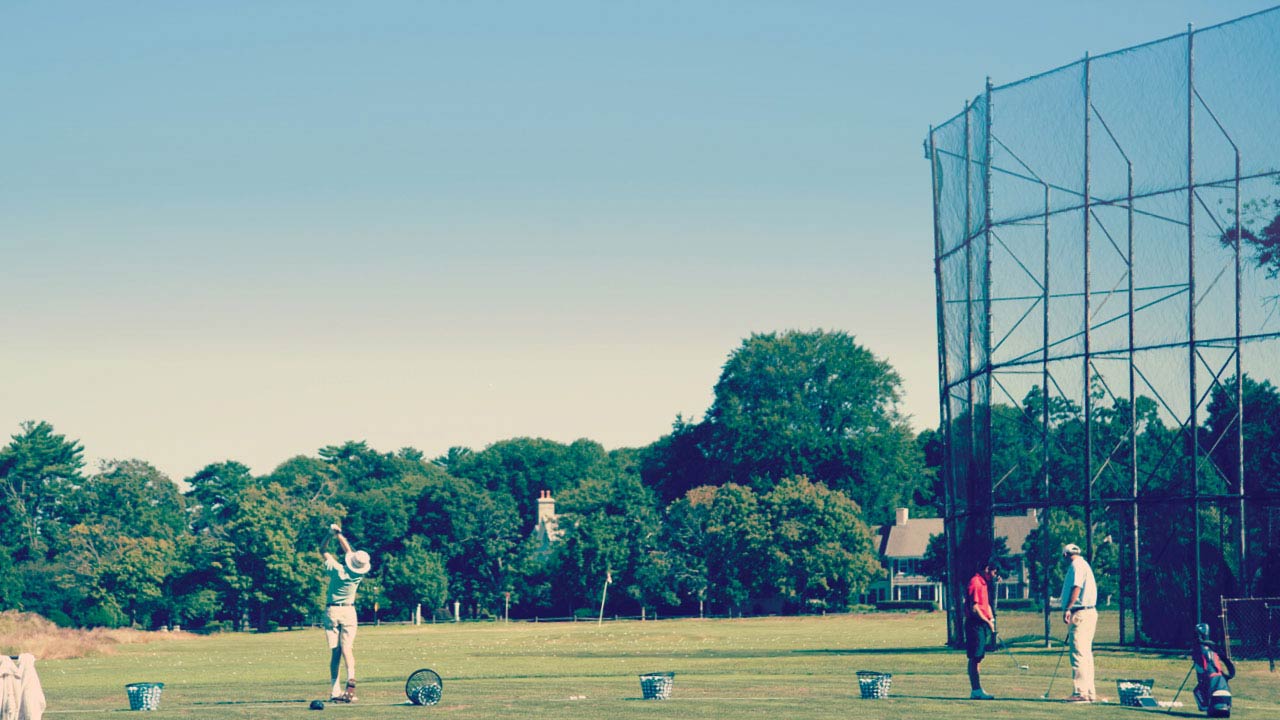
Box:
994, 631, 1029, 671
1166, 664, 1194, 714
1041, 627, 1073, 699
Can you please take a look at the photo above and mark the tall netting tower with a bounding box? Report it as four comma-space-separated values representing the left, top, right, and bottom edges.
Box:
927, 8, 1280, 650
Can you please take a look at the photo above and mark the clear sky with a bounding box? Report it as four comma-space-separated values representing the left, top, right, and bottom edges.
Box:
3, 1, 1275, 482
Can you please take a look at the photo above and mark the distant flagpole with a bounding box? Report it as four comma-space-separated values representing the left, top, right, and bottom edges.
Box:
597, 569, 612, 625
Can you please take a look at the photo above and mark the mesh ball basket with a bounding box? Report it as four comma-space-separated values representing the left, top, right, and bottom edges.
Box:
1116, 679, 1154, 707
639, 672, 675, 700
125, 682, 164, 711
857, 671, 892, 699
411, 684, 442, 706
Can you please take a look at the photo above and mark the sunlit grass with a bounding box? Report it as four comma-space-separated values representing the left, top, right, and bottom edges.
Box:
28, 612, 1280, 718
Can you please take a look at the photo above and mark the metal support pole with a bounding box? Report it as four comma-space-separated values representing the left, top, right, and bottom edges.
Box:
1083, 54, 1095, 561
1126, 146, 1138, 648
983, 78, 996, 564
1233, 133, 1247, 595
960, 100, 975, 644
1187, 24, 1203, 625
930, 127, 959, 644
1042, 182, 1053, 646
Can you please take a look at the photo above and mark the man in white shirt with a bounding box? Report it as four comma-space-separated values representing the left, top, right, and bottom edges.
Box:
1059, 543, 1099, 703
320, 524, 371, 703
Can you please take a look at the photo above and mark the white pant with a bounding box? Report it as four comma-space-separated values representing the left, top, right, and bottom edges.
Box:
1069, 608, 1098, 699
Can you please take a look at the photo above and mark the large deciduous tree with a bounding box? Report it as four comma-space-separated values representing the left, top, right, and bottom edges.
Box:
447, 438, 612, 532
1205, 375, 1280, 596
410, 475, 520, 618
381, 536, 449, 619
761, 476, 881, 612
701, 330, 926, 524
547, 472, 662, 616
662, 483, 772, 614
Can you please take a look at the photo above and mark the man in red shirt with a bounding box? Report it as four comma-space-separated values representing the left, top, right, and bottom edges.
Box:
965, 558, 1000, 700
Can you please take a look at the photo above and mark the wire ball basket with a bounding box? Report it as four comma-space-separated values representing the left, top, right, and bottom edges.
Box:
639, 672, 675, 700
1116, 678, 1155, 707
856, 671, 892, 699
125, 682, 164, 711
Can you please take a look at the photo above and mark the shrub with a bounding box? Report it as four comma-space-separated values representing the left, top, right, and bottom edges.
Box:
0, 610, 197, 660
875, 600, 938, 612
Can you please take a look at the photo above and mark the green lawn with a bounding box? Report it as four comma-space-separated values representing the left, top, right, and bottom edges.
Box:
37, 612, 1280, 718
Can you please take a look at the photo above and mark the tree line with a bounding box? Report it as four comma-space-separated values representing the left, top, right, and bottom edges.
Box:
5, 327, 1275, 637
0, 330, 938, 630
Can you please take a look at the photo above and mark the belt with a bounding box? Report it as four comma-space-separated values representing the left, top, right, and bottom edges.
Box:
328, 603, 353, 607
1070, 605, 1095, 610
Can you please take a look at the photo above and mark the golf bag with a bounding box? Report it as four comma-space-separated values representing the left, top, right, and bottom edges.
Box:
1191, 623, 1235, 718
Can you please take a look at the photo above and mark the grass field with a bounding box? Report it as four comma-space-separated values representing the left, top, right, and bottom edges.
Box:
35, 611, 1280, 718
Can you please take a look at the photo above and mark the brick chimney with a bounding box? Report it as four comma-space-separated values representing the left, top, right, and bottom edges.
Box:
896, 507, 909, 526
537, 489, 557, 526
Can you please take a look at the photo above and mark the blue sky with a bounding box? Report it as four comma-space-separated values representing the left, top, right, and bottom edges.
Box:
3, 1, 1275, 481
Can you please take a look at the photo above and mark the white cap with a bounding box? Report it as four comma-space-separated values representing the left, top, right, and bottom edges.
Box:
1062, 543, 1082, 556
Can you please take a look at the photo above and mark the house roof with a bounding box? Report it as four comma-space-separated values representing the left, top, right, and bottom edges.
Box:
876, 510, 1039, 559
884, 517, 944, 558
994, 512, 1038, 556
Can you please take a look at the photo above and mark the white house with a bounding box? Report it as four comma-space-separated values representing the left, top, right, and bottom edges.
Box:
862, 507, 1039, 608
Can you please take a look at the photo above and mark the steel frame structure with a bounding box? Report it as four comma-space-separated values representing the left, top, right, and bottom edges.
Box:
927, 9, 1280, 647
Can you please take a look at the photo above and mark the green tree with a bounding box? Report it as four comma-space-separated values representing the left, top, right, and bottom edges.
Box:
82, 459, 187, 540
0, 421, 86, 557
0, 551, 22, 611
410, 475, 520, 618
186, 461, 258, 532
1205, 375, 1280, 595
221, 484, 333, 630
547, 473, 662, 615
761, 476, 882, 612
920, 532, 1011, 585
381, 536, 448, 619
449, 438, 610, 532
639, 417, 722, 505
61, 524, 179, 627
268, 455, 338, 504
701, 330, 927, 524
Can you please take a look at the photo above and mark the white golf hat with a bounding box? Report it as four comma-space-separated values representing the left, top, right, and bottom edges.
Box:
346, 550, 371, 575
1062, 543, 1082, 556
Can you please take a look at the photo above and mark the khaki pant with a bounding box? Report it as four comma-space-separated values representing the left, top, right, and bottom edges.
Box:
323, 605, 358, 650
1069, 607, 1098, 700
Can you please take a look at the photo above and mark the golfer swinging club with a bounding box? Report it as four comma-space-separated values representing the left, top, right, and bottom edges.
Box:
320, 523, 371, 703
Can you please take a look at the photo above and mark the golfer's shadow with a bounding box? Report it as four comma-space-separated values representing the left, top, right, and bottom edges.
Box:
793, 647, 955, 656
890, 694, 1061, 703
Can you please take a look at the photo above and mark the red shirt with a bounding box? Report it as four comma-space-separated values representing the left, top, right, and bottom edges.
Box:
967, 573, 993, 622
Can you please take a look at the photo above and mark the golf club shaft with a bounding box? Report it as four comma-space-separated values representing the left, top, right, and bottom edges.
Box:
1167, 664, 1194, 714
1043, 627, 1072, 698
995, 631, 1028, 670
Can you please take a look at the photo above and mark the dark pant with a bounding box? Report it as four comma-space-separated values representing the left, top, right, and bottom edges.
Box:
966, 619, 992, 690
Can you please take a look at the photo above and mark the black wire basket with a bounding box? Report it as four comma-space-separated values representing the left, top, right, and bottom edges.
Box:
639, 672, 675, 700
125, 682, 164, 711
856, 671, 892, 699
